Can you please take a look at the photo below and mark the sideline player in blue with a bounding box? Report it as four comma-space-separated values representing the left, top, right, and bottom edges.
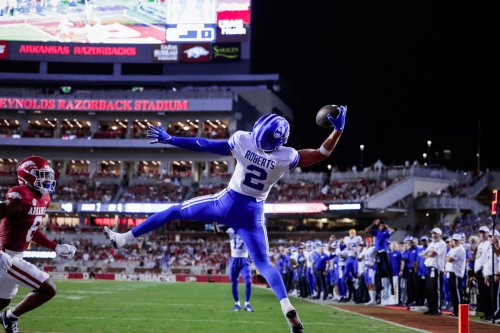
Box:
104, 107, 347, 333
226, 227, 254, 312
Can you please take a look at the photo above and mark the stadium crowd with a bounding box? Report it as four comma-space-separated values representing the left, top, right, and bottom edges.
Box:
0, 175, 397, 204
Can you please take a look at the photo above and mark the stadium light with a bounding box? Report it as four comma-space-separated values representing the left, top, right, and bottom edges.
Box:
328, 203, 362, 211
427, 140, 432, 164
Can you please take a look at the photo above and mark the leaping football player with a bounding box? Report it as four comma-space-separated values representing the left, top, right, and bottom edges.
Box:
0, 156, 76, 333
104, 107, 347, 333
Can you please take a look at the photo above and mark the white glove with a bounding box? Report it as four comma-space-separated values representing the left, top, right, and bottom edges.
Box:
0, 250, 13, 271
56, 244, 76, 258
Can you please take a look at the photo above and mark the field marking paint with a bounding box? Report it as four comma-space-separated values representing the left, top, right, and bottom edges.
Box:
124, 13, 165, 32
58, 296, 86, 300
330, 306, 432, 333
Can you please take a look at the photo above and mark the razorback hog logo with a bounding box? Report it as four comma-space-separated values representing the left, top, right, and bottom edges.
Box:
7, 192, 22, 200
184, 46, 209, 59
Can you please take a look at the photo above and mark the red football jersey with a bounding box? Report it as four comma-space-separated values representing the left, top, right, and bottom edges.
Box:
0, 185, 51, 252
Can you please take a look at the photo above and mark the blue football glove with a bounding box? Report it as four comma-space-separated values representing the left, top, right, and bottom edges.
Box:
147, 125, 172, 144
327, 105, 347, 131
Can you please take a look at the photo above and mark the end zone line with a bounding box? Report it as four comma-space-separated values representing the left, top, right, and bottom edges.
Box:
255, 285, 430, 332
329, 305, 432, 333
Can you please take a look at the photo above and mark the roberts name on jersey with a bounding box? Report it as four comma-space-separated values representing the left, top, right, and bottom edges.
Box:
243, 150, 276, 169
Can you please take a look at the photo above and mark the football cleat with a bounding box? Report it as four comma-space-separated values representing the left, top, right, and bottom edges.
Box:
103, 227, 126, 248
285, 310, 304, 333
1, 311, 19, 333
232, 304, 241, 312
244, 304, 254, 312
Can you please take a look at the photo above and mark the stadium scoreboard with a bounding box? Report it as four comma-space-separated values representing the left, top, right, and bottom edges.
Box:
0, 0, 251, 63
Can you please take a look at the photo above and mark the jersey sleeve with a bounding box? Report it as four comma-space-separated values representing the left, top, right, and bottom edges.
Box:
228, 131, 248, 161
32, 230, 58, 251
228, 131, 244, 151
288, 148, 300, 171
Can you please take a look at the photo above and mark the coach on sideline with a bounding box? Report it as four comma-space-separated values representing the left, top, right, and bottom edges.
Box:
421, 227, 446, 315
445, 233, 466, 317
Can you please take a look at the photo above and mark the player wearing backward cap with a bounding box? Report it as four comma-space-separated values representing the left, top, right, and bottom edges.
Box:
416, 236, 429, 306
104, 107, 347, 333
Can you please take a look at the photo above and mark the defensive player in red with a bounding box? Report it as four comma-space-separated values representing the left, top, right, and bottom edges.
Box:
0, 156, 76, 333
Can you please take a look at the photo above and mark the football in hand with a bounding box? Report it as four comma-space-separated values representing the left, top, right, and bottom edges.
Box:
315, 105, 341, 128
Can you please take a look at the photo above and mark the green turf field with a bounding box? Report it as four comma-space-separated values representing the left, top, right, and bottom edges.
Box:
9, 280, 418, 333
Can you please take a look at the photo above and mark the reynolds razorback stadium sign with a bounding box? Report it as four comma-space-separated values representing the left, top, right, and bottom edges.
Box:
0, 97, 233, 112
0, 97, 189, 112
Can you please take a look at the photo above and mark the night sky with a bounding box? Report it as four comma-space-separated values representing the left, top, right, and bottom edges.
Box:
250, 1, 494, 172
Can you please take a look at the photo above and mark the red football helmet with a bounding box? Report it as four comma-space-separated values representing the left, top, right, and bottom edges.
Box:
17, 156, 56, 194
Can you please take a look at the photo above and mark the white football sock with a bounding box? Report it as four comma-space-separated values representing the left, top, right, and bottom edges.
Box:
280, 298, 294, 315
124, 230, 135, 242
245, 302, 250, 306
235, 301, 240, 306
6, 309, 17, 319
369, 290, 376, 302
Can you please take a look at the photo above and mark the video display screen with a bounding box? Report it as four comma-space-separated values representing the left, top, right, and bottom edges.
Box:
0, 0, 250, 44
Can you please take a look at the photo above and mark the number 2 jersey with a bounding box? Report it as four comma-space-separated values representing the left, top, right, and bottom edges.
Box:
0, 185, 53, 252
228, 131, 300, 201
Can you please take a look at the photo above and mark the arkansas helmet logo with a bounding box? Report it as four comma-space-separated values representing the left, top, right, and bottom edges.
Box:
20, 160, 36, 169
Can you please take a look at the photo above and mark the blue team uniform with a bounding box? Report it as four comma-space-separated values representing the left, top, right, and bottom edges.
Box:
390, 250, 402, 277
342, 236, 363, 290
130, 129, 300, 302
227, 229, 252, 303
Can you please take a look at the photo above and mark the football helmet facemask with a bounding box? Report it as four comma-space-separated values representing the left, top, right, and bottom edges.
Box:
17, 156, 56, 194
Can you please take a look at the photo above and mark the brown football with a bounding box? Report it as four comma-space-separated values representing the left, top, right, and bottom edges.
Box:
316, 105, 341, 128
